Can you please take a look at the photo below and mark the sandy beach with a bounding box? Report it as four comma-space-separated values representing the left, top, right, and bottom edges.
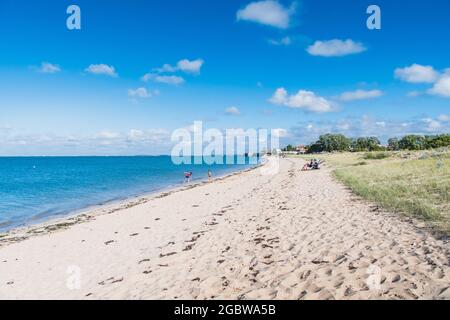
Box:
0, 157, 449, 300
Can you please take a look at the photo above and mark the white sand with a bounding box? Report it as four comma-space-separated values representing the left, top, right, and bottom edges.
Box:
0, 158, 449, 300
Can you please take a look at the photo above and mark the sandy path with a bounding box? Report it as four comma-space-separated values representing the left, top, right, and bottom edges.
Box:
0, 158, 449, 300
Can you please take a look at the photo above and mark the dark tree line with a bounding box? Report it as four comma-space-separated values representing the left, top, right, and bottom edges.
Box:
303, 133, 450, 153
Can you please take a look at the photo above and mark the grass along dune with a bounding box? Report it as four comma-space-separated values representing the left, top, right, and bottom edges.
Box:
300, 149, 450, 236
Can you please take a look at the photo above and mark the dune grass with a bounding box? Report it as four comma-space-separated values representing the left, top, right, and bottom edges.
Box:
297, 150, 450, 235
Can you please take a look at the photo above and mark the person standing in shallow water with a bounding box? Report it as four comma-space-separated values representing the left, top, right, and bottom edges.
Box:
184, 171, 192, 183
207, 169, 212, 182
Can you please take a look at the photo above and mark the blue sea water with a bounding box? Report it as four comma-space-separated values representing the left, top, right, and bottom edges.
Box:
0, 156, 257, 231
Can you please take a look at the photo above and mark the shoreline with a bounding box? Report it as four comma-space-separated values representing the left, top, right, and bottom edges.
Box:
1, 157, 449, 300
0, 162, 264, 246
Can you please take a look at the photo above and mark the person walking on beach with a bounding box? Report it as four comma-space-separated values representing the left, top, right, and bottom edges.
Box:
207, 169, 212, 182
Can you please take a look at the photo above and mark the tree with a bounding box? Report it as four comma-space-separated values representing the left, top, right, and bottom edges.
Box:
424, 134, 450, 149
308, 134, 352, 153
387, 138, 400, 151
284, 144, 295, 152
352, 137, 381, 151
399, 135, 426, 150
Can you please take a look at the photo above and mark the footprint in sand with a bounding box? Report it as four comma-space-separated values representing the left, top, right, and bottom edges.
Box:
138, 258, 150, 264
159, 252, 177, 258
98, 277, 123, 285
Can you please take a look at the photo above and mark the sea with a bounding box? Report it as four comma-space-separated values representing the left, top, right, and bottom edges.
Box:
0, 156, 258, 232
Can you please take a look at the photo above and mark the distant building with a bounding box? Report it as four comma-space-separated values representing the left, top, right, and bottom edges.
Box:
296, 145, 308, 154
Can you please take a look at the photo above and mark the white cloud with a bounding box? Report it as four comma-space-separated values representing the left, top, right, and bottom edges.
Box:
437, 114, 450, 122
268, 36, 292, 46
142, 74, 185, 85
154, 64, 178, 73
85, 64, 118, 77
128, 87, 152, 99
272, 128, 288, 138
307, 39, 366, 57
395, 64, 439, 83
422, 118, 442, 132
428, 75, 450, 97
225, 106, 241, 115
177, 59, 204, 74
97, 131, 120, 139
126, 129, 170, 143
393, 64, 450, 98
38, 62, 61, 74
0, 129, 173, 156
127, 129, 145, 141
236, 0, 296, 29
153, 59, 204, 75
270, 88, 334, 113
338, 89, 383, 101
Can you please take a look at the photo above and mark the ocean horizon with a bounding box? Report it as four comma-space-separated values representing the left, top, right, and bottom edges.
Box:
0, 155, 258, 232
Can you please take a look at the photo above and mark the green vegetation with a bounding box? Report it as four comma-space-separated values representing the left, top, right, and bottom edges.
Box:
363, 152, 390, 160
308, 134, 352, 153
304, 133, 450, 153
298, 149, 450, 235
283, 144, 296, 152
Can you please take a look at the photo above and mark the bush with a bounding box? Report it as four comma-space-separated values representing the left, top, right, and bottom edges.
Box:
363, 152, 390, 160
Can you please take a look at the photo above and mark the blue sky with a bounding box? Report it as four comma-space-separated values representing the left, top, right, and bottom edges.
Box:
0, 0, 449, 155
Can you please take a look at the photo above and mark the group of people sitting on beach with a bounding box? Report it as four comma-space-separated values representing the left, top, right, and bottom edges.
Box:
302, 159, 322, 171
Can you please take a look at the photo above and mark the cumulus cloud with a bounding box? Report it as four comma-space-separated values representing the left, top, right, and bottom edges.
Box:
154, 64, 178, 73
438, 114, 450, 122
85, 64, 118, 77
395, 64, 439, 83
38, 62, 61, 74
225, 106, 241, 115
236, 0, 296, 29
177, 59, 204, 74
394, 64, 450, 98
307, 39, 366, 57
338, 89, 383, 102
153, 59, 204, 75
428, 75, 450, 97
270, 88, 334, 113
142, 59, 203, 85
141, 74, 185, 85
